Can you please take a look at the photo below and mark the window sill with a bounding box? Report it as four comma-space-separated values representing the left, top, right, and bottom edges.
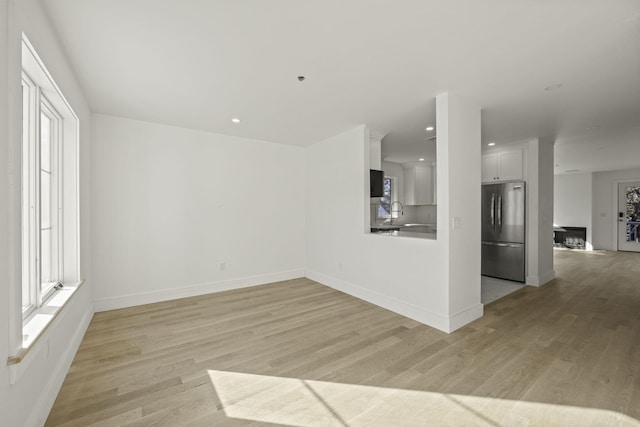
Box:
7, 279, 85, 366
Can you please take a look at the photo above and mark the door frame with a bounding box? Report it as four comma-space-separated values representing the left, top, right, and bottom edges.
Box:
613, 178, 640, 251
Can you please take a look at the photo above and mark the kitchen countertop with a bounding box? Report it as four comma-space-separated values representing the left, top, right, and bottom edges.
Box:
370, 229, 437, 240
371, 226, 401, 232
372, 223, 436, 230
370, 223, 437, 239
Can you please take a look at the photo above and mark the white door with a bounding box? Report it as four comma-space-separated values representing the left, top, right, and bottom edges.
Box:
618, 181, 640, 252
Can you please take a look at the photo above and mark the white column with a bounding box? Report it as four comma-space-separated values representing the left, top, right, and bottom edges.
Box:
369, 128, 386, 170
527, 138, 555, 285
436, 93, 483, 332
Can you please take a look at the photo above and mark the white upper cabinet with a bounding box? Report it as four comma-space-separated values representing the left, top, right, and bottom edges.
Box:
404, 165, 436, 205
498, 151, 523, 181
482, 150, 523, 183
481, 155, 499, 183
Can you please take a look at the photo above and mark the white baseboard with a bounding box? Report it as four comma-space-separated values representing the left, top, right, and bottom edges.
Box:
94, 269, 305, 312
526, 269, 556, 287
448, 303, 484, 332
305, 269, 482, 333
27, 301, 94, 427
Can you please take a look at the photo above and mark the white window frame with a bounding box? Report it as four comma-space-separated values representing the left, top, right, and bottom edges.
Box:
21, 76, 37, 318
9, 34, 83, 382
18, 33, 81, 327
39, 95, 64, 302
21, 72, 65, 320
377, 176, 398, 219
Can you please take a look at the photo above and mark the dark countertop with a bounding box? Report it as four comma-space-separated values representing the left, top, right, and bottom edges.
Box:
371, 226, 401, 232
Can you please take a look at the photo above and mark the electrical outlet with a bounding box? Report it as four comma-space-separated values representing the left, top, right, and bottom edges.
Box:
452, 216, 462, 230
220, 262, 226, 271
338, 262, 343, 271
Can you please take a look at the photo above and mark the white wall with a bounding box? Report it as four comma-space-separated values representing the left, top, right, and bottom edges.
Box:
306, 94, 482, 334
1, 1, 93, 426
305, 126, 451, 331
91, 114, 306, 310
592, 167, 640, 250
554, 172, 593, 250
436, 93, 482, 325
0, 0, 11, 421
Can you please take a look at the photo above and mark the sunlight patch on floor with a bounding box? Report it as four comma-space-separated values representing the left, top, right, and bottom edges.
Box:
207, 370, 639, 427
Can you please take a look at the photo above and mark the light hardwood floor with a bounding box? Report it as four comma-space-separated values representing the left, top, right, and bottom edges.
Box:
46, 250, 640, 426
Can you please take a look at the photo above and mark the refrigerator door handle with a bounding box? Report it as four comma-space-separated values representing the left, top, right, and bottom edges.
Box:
497, 195, 502, 228
490, 193, 495, 226
482, 241, 523, 248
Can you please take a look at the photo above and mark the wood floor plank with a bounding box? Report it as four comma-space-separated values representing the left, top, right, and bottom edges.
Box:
46, 250, 640, 426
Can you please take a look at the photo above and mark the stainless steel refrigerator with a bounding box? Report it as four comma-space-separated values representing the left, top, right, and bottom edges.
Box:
481, 182, 526, 282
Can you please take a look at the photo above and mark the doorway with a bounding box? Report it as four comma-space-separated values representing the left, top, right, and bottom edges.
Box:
617, 181, 640, 252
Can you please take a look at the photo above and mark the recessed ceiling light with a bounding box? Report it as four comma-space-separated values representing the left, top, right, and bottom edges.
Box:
419, 158, 425, 162
426, 126, 434, 131
231, 118, 241, 123
297, 76, 306, 82
487, 142, 496, 146
544, 83, 563, 91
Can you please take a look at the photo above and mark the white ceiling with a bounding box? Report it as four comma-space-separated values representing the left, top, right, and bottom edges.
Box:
43, 0, 640, 171
381, 99, 436, 165
555, 123, 640, 175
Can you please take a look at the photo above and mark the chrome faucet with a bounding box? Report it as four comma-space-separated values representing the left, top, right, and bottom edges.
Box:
389, 201, 404, 225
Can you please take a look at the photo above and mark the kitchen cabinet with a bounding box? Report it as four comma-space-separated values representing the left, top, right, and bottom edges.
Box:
482, 150, 522, 183
404, 165, 436, 205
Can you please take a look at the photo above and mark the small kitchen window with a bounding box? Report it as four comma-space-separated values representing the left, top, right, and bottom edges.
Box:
377, 176, 398, 219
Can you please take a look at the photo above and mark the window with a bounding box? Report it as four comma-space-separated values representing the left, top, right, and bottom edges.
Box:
21, 74, 63, 317
21, 36, 80, 321
377, 177, 398, 219
7, 35, 82, 373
